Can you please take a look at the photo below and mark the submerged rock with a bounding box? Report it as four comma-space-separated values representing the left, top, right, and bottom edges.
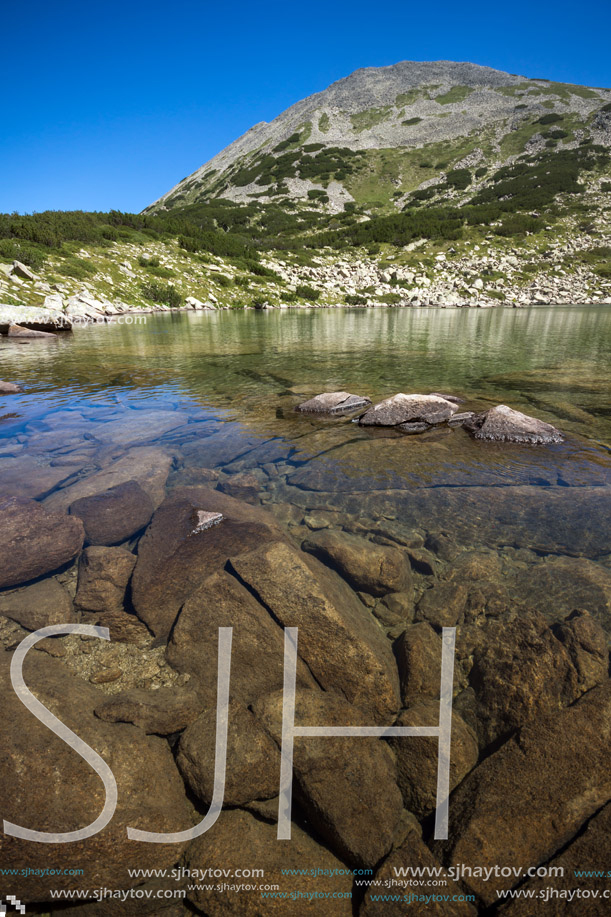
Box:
254, 687, 404, 868
0, 653, 193, 902
302, 529, 411, 596
465, 404, 564, 444
69, 480, 154, 546
389, 699, 479, 819
296, 390, 371, 414
94, 685, 201, 735
359, 393, 458, 426
0, 497, 84, 589
75, 546, 136, 615
184, 809, 353, 916
433, 681, 611, 905
132, 487, 285, 637
0, 577, 75, 631
230, 541, 400, 723
362, 834, 477, 916
177, 701, 280, 806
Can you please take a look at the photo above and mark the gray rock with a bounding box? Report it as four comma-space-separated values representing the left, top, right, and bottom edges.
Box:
359, 393, 457, 426
11, 260, 36, 280
465, 404, 564, 444
0, 303, 71, 332
0, 380, 22, 393
296, 391, 371, 414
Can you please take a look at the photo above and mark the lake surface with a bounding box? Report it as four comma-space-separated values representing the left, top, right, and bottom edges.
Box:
1, 305, 610, 635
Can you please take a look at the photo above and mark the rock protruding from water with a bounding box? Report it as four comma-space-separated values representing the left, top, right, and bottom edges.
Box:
359, 393, 458, 427
0, 497, 84, 589
0, 380, 22, 393
296, 391, 372, 414
465, 404, 564, 444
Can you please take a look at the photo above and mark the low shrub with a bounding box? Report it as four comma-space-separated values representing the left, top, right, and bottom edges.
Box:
345, 293, 367, 304
537, 113, 563, 125
296, 284, 320, 301
141, 280, 182, 307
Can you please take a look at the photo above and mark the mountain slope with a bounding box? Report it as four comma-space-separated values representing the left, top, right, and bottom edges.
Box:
146, 60, 611, 214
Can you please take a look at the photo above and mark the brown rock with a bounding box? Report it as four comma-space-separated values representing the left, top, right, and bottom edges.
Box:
184, 809, 352, 916
395, 623, 443, 706
177, 702, 280, 806
362, 834, 477, 916
388, 699, 478, 818
75, 546, 136, 614
375, 590, 415, 626
0, 653, 193, 902
230, 541, 400, 723
462, 611, 585, 748
216, 471, 262, 503
254, 687, 403, 868
167, 570, 315, 708
553, 610, 609, 691
69, 481, 154, 546
0, 497, 84, 588
94, 685, 201, 734
90, 667, 123, 684
416, 582, 469, 628
302, 529, 411, 596
498, 803, 611, 915
80, 607, 151, 646
433, 681, 611, 905
132, 487, 285, 638
0, 577, 75, 630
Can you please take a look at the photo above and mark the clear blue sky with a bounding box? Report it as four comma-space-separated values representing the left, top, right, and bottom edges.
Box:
2, 0, 610, 215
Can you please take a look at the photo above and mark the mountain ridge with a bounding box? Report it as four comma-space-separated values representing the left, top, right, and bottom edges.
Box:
145, 59, 611, 214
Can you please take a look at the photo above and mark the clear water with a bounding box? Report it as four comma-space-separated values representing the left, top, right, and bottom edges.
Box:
1, 305, 610, 630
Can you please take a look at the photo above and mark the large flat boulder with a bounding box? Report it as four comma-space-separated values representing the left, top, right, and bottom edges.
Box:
131, 487, 286, 638
0, 497, 84, 588
0, 653, 193, 903
0, 303, 71, 332
230, 541, 400, 723
359, 393, 457, 427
